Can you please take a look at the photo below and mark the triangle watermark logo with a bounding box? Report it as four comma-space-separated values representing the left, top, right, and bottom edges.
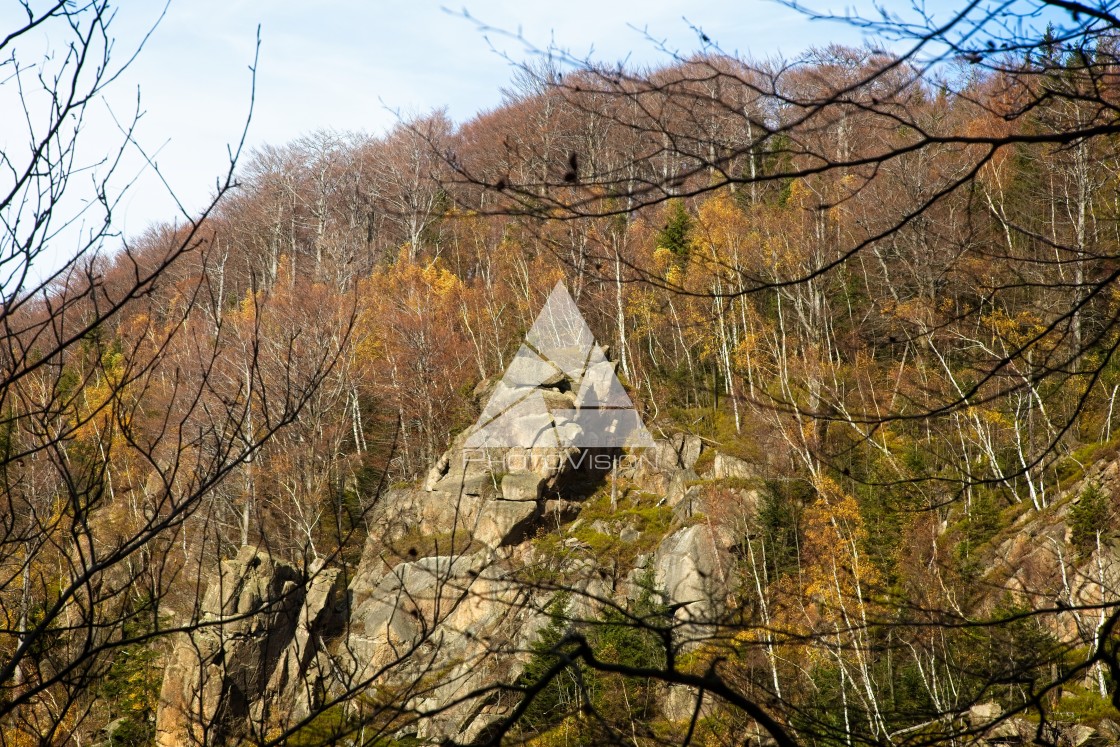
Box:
464, 283, 654, 449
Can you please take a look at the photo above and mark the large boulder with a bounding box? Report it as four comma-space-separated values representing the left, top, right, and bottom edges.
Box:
343, 550, 547, 742
501, 472, 545, 502
629, 434, 704, 493
662, 684, 714, 723
155, 548, 345, 747
370, 485, 484, 545
475, 499, 540, 548
261, 563, 346, 724
653, 525, 728, 648
709, 452, 754, 481
666, 469, 698, 507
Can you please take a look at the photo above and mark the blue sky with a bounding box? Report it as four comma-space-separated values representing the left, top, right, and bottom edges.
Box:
1, 0, 1044, 261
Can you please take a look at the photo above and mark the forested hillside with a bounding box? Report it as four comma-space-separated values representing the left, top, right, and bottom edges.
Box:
3, 3, 1120, 746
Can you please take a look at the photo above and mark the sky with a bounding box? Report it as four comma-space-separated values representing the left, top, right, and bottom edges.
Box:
0, 0, 1000, 268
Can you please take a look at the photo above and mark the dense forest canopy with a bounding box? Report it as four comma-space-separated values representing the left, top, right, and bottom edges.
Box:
3, 1, 1120, 746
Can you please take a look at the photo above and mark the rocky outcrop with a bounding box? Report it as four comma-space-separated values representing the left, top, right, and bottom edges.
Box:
474, 499, 540, 548
628, 432, 704, 494
375, 402, 582, 553
710, 452, 754, 481
964, 701, 1104, 747
154, 429, 1120, 746
155, 547, 345, 747
652, 524, 734, 648
154, 423, 775, 744
342, 548, 545, 741
972, 458, 1120, 652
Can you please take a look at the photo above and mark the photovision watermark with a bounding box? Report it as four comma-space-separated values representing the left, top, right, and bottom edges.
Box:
462, 282, 654, 456
461, 447, 656, 474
